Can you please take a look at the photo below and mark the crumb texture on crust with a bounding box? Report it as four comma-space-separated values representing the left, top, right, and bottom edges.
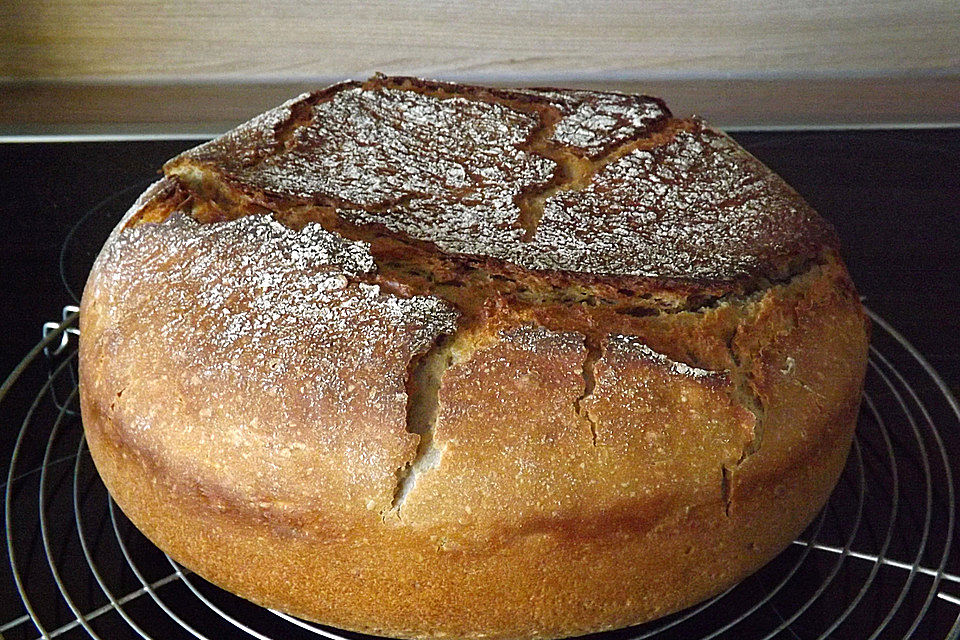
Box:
79, 75, 869, 640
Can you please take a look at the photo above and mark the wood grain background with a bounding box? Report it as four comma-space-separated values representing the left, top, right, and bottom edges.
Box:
2, 0, 958, 132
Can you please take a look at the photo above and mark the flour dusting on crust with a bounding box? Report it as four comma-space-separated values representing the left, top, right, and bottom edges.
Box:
523, 88, 668, 155
501, 324, 586, 355
605, 334, 721, 380
519, 128, 828, 279
171, 78, 832, 284
97, 214, 458, 407
235, 87, 555, 206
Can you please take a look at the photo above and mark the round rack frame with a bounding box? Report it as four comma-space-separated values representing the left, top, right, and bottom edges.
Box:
2, 306, 959, 640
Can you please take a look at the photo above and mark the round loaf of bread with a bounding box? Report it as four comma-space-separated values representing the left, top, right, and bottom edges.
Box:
79, 75, 869, 640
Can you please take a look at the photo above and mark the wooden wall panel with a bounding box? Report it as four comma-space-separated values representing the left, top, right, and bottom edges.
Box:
1, 0, 957, 129
3, 0, 959, 79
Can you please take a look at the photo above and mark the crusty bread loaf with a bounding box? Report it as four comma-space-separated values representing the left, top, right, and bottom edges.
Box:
78, 75, 869, 640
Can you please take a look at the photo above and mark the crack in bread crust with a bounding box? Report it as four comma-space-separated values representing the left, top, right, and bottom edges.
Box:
125, 160, 836, 524
116, 76, 850, 530
574, 335, 605, 447
133, 170, 830, 317
389, 335, 450, 517
118, 175, 834, 533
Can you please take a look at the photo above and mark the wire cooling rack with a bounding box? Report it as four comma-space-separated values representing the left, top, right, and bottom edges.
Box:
2, 303, 959, 640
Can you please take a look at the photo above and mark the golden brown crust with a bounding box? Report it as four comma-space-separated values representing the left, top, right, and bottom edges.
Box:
81, 266, 865, 638
79, 76, 869, 640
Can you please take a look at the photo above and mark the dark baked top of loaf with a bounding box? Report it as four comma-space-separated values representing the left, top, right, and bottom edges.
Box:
165, 75, 835, 287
